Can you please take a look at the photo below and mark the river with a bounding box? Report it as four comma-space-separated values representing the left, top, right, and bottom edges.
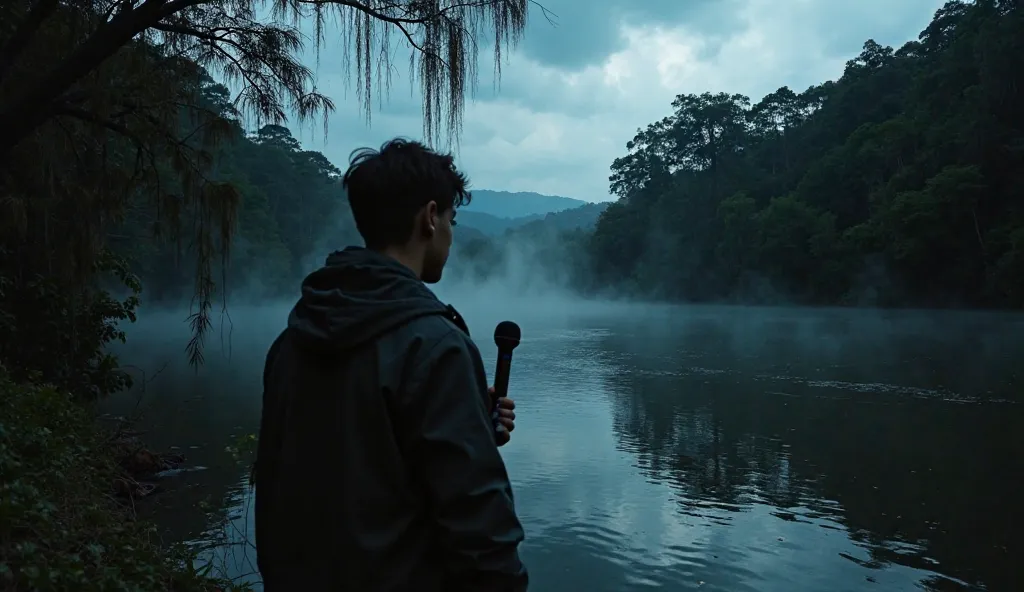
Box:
107, 295, 1024, 592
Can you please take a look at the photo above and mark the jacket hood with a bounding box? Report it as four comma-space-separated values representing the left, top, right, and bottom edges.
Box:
287, 246, 455, 351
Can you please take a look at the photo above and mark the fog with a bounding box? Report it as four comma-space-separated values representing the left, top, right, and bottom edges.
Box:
115, 235, 621, 374
102, 233, 631, 440
112, 264, 1024, 409
102, 236, 1024, 592
105, 214, 1024, 419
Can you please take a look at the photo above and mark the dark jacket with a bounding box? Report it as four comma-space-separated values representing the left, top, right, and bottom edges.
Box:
254, 246, 528, 591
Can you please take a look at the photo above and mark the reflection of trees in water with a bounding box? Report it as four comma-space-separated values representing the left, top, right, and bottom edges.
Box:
608, 370, 804, 514
103, 317, 276, 585
598, 314, 1023, 592
106, 342, 266, 581
135, 446, 253, 549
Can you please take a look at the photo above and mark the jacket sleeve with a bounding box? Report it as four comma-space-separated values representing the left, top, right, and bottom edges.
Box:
400, 328, 529, 592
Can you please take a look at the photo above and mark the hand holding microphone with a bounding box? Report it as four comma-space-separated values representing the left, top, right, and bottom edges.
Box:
491, 321, 520, 446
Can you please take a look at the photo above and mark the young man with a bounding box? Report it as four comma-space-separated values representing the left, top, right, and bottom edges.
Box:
254, 139, 529, 591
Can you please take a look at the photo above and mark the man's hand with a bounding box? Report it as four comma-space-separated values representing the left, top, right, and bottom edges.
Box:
487, 386, 517, 447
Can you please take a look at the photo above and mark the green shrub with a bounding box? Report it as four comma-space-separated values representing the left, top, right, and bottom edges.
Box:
0, 250, 140, 403
0, 368, 248, 591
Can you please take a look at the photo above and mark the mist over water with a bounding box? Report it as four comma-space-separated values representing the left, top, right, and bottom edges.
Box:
437, 248, 628, 326
104, 252, 1024, 592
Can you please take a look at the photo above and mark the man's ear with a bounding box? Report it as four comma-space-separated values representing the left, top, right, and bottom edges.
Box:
423, 200, 438, 237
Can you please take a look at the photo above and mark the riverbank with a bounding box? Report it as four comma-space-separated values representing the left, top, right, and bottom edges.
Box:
0, 367, 249, 591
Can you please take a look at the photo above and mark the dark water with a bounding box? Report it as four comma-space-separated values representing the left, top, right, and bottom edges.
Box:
108, 299, 1024, 592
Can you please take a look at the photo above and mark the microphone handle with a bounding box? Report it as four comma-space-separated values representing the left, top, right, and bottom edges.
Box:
493, 348, 513, 400
491, 348, 514, 430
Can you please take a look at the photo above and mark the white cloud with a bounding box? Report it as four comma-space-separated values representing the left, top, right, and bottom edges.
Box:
287, 0, 947, 202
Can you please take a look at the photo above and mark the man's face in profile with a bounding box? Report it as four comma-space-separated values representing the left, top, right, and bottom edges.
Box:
421, 206, 455, 284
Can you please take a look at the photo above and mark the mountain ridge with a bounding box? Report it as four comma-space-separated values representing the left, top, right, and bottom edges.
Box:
455, 201, 609, 238
461, 189, 588, 219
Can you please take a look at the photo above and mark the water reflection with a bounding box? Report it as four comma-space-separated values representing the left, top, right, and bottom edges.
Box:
598, 307, 1022, 591
104, 315, 277, 551
110, 304, 1022, 592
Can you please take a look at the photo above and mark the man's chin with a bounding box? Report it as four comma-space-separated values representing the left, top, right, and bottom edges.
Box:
421, 269, 443, 284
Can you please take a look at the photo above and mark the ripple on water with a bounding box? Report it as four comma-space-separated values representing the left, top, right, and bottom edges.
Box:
164, 308, 1018, 592
645, 362, 1019, 405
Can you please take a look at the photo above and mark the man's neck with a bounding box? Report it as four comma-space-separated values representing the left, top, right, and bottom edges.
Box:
378, 245, 423, 280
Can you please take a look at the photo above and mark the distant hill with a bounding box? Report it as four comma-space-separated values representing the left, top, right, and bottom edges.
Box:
453, 223, 488, 243
455, 210, 541, 235
457, 201, 609, 238
525, 202, 608, 232
462, 189, 587, 219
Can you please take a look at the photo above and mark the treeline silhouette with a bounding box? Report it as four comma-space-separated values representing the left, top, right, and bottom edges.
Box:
457, 0, 1024, 309
600, 312, 1023, 591
587, 0, 1024, 307
0, 0, 529, 589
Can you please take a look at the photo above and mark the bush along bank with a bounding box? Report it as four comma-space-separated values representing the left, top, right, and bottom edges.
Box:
0, 366, 249, 591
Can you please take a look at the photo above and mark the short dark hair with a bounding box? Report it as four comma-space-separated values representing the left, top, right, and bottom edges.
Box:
342, 138, 471, 249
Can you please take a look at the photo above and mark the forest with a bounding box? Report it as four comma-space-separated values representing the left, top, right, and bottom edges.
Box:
580, 0, 1024, 308
0, 0, 1021, 588
0, 0, 526, 589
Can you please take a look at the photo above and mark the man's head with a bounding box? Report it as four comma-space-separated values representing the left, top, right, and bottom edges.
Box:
343, 138, 470, 283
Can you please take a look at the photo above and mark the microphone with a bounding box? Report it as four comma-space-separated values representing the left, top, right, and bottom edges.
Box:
492, 321, 521, 402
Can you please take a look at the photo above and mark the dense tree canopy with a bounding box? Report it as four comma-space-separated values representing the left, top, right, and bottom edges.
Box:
0, 0, 532, 390
4, 0, 1023, 397
585, 0, 1024, 308
2, 2, 1020, 587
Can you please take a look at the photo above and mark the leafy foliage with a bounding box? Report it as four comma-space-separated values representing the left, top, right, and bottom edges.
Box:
586, 0, 1024, 308
0, 0, 530, 152
0, 367, 249, 591
0, 0, 533, 372
114, 120, 363, 307
0, 249, 140, 402
0, 0, 537, 587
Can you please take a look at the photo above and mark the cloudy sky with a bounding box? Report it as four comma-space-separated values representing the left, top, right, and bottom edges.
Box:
286, 0, 948, 203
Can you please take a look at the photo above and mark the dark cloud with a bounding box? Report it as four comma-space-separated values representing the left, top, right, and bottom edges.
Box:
520, 0, 744, 70
284, 0, 950, 202
806, 2, 944, 57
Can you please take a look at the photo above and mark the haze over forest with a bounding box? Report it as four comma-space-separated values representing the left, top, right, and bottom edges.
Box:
1, 0, 1023, 590
458, 0, 1024, 312
118, 0, 1024, 314
2, 0, 1020, 383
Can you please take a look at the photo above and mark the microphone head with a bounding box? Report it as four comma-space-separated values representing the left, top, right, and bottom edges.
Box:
493, 320, 521, 350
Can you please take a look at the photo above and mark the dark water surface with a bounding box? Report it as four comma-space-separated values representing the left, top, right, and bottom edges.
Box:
108, 300, 1024, 592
